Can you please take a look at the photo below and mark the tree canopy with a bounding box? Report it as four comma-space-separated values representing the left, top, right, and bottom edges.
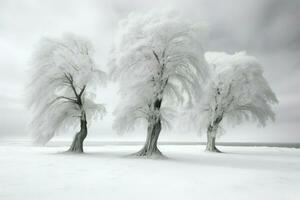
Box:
110, 10, 208, 134
191, 51, 278, 136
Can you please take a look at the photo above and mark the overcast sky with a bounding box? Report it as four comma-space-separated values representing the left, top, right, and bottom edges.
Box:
0, 0, 299, 142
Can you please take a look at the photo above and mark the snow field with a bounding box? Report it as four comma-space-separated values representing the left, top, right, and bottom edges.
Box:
0, 144, 299, 200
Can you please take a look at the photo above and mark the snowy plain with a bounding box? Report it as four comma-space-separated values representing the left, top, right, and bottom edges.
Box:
0, 143, 300, 200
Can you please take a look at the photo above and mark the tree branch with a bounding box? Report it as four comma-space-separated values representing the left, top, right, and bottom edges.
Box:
49, 96, 77, 106
64, 73, 78, 98
78, 85, 86, 98
152, 50, 160, 65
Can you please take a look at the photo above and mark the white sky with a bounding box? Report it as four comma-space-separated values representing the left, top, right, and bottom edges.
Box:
0, 0, 299, 142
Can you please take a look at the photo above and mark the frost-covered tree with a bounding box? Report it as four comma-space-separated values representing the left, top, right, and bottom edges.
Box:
28, 34, 106, 153
192, 52, 278, 152
110, 11, 208, 157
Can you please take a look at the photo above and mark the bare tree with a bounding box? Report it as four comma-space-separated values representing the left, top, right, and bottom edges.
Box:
110, 10, 208, 157
28, 34, 106, 153
190, 52, 278, 152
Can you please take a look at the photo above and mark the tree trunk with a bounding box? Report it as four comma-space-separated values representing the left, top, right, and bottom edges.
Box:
205, 125, 221, 153
134, 97, 163, 157
68, 119, 87, 153
134, 117, 163, 157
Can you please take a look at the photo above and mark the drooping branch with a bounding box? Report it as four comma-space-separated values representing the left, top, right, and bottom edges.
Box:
46, 39, 76, 55
56, 96, 77, 103
57, 52, 80, 71
225, 83, 232, 98
48, 96, 77, 106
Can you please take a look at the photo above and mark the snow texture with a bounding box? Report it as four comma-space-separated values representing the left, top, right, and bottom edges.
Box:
0, 144, 299, 200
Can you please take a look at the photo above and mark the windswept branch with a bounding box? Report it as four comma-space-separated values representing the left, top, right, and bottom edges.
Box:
47, 96, 77, 107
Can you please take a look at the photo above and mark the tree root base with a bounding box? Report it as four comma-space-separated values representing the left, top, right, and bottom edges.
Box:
205, 147, 222, 153
131, 147, 166, 159
67, 145, 84, 153
66, 148, 84, 154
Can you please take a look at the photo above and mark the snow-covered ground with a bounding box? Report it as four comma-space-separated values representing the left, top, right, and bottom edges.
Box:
1, 144, 300, 200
